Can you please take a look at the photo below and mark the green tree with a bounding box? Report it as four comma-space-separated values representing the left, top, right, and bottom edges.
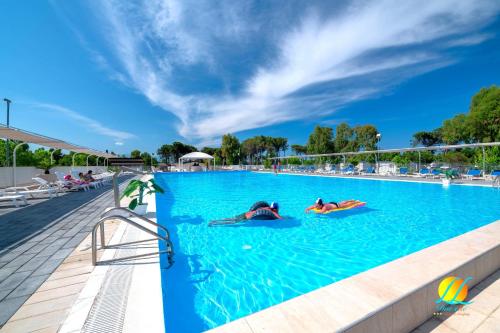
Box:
131, 150, 141, 158
468, 85, 500, 142
157, 144, 173, 163
411, 129, 443, 147
221, 134, 240, 165
140, 152, 152, 166
171, 141, 196, 160
291, 144, 307, 155
241, 138, 258, 164
441, 114, 471, 144
353, 125, 378, 151
334, 123, 354, 152
307, 126, 334, 154
271, 137, 288, 157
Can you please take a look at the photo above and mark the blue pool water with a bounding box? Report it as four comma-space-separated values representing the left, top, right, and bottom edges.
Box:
155, 172, 499, 332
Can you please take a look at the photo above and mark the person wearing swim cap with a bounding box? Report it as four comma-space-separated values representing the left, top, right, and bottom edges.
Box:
305, 198, 359, 213
242, 201, 281, 220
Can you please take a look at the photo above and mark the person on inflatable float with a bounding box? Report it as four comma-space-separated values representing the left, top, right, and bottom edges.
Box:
209, 201, 282, 225
305, 198, 359, 214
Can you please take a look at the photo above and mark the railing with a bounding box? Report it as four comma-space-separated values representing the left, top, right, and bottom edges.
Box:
493, 177, 500, 188
92, 213, 174, 267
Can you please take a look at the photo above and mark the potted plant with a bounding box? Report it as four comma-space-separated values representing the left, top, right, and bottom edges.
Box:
121, 179, 164, 215
443, 169, 458, 186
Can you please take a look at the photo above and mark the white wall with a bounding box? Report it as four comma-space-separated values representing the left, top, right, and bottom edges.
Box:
0, 166, 108, 188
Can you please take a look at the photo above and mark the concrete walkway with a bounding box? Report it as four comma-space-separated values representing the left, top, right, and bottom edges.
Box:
0, 176, 132, 327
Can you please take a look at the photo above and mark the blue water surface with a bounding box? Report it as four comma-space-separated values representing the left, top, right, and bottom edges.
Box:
155, 172, 500, 332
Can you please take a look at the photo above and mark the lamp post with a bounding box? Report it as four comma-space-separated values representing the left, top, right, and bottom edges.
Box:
3, 98, 11, 167
375, 133, 381, 173
151, 153, 155, 171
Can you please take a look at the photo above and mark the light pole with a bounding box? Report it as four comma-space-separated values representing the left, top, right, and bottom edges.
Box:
3, 98, 11, 167
375, 133, 381, 173
151, 153, 155, 171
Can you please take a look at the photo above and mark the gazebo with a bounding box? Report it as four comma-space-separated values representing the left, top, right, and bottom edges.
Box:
178, 152, 215, 171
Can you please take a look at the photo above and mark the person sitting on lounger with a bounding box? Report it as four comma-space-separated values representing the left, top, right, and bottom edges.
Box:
305, 198, 359, 213
84, 170, 96, 182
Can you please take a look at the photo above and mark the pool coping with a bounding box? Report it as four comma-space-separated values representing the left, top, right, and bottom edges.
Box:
205, 219, 500, 333
58, 175, 165, 333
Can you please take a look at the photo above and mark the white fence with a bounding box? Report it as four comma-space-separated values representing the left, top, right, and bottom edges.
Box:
0, 166, 108, 188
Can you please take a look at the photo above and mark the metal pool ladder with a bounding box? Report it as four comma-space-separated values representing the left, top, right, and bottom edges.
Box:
92, 207, 174, 267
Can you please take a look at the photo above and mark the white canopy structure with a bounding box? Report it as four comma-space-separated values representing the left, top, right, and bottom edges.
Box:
0, 125, 115, 186
178, 152, 215, 170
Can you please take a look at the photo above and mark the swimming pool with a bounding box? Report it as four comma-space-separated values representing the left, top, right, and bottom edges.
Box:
155, 172, 499, 332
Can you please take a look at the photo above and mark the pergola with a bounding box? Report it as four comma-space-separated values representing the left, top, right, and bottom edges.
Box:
178, 152, 215, 170
0, 125, 115, 186
270, 142, 500, 172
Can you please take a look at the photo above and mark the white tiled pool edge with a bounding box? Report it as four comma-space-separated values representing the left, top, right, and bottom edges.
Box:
60, 175, 165, 333
206, 220, 500, 333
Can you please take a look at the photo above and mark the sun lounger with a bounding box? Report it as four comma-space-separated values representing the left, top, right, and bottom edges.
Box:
0, 191, 28, 207
489, 170, 500, 179
54, 171, 90, 191
463, 169, 483, 180
430, 169, 442, 179
341, 165, 355, 175
399, 167, 409, 176
362, 166, 375, 175
6, 185, 58, 198
416, 168, 430, 177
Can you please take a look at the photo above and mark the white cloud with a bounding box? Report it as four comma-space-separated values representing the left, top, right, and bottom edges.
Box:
31, 102, 136, 142
65, 0, 499, 142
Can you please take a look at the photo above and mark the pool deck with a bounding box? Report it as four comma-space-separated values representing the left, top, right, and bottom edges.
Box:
0, 175, 132, 330
412, 269, 500, 333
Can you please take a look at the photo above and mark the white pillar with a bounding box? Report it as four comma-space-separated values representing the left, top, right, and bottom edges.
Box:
72, 153, 80, 171
482, 146, 486, 175
86, 154, 94, 168
50, 149, 56, 166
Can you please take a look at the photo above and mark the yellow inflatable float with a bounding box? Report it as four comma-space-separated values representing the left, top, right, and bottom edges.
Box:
311, 200, 366, 214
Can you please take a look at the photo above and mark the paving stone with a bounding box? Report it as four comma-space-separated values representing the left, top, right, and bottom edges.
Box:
17, 255, 51, 273
0, 176, 133, 326
31, 257, 66, 277
0, 271, 31, 292
49, 248, 74, 261
25, 243, 50, 255
6, 274, 51, 299
0, 296, 30, 326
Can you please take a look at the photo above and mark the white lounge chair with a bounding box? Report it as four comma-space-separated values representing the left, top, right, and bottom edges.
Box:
54, 171, 90, 191
0, 191, 28, 207
5, 184, 58, 199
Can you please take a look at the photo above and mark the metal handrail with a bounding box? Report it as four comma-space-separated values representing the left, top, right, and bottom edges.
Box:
493, 177, 500, 188
92, 215, 174, 266
101, 207, 171, 239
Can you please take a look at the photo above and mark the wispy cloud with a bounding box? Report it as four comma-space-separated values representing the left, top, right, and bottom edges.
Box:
58, 0, 499, 142
31, 102, 136, 142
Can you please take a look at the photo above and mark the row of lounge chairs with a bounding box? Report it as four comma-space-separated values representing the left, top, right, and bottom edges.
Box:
283, 165, 500, 182
0, 171, 115, 208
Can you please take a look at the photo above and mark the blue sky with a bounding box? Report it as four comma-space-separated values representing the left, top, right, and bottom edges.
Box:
0, 1, 499, 155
